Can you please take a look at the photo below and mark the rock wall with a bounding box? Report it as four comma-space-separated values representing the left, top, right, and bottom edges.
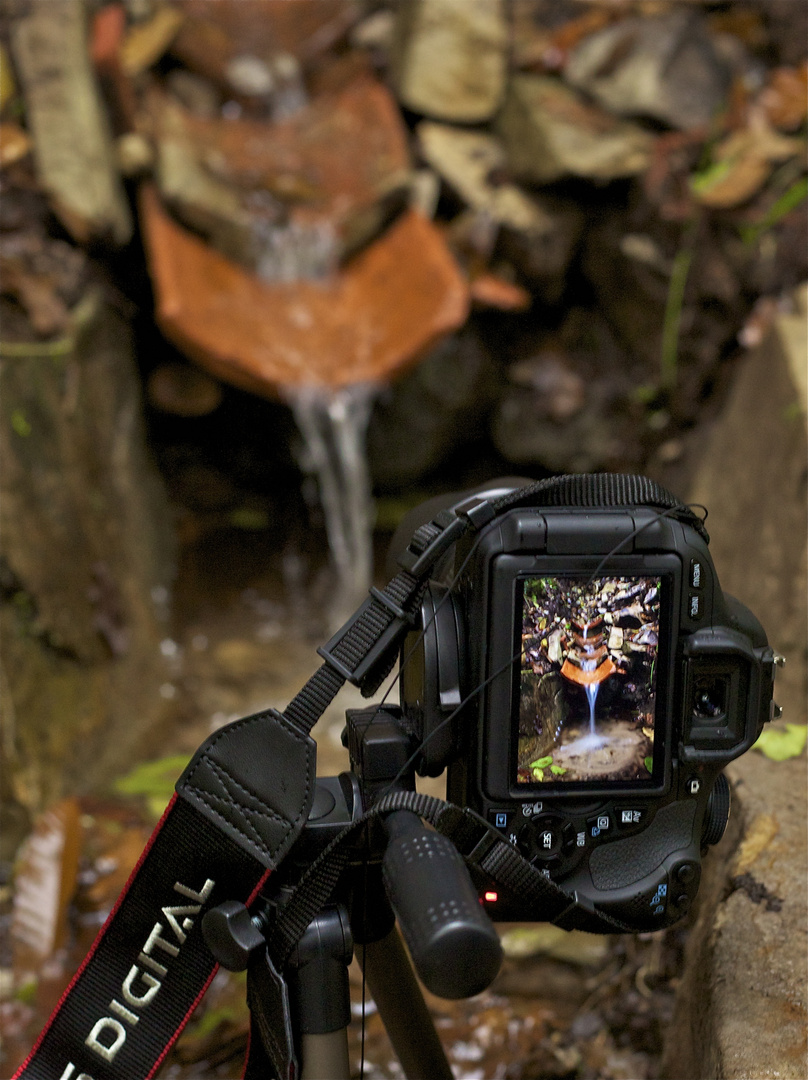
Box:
661, 287, 808, 1079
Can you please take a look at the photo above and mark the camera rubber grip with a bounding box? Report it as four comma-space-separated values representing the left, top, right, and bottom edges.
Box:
589, 801, 697, 891
381, 810, 503, 1000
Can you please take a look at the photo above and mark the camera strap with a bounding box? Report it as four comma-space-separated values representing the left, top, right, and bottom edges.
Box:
17, 474, 697, 1080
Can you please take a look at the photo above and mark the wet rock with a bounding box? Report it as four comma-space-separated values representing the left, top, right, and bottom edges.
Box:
146, 362, 224, 417
148, 91, 255, 264
140, 185, 469, 393
495, 197, 583, 302
391, 0, 507, 123
0, 232, 88, 340
0, 289, 176, 818
366, 326, 497, 488
663, 753, 807, 1080
165, 68, 222, 118
491, 312, 643, 474
417, 121, 560, 236
686, 284, 807, 724
511, 4, 613, 74
496, 75, 653, 184
9, 0, 132, 246
582, 205, 746, 414
564, 10, 731, 132
492, 382, 625, 474
171, 0, 359, 81
149, 74, 412, 271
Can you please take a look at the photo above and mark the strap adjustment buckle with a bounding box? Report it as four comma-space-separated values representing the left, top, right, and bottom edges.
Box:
317, 592, 415, 690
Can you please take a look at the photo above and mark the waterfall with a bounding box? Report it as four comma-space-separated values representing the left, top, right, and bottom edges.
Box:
585, 682, 599, 736
286, 384, 378, 629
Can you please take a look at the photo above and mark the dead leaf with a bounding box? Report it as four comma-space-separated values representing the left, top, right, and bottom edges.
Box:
0, 122, 32, 168
691, 124, 805, 208
759, 64, 808, 133
12, 799, 81, 968
121, 4, 185, 76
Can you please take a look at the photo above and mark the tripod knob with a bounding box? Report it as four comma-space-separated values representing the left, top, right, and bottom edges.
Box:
202, 900, 265, 971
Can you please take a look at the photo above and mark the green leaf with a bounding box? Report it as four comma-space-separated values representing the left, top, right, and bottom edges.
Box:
530, 755, 554, 769
740, 175, 808, 247
754, 724, 808, 762
689, 158, 733, 196
114, 755, 189, 799
550, 765, 567, 776
228, 507, 270, 530
644, 756, 654, 774
11, 409, 31, 437
532, 767, 544, 781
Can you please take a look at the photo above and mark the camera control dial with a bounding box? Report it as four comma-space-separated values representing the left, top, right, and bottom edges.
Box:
516, 815, 576, 864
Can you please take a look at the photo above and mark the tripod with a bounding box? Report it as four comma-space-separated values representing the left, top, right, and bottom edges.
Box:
202, 704, 504, 1080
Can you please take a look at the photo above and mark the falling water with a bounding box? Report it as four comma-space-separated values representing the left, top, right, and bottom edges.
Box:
286, 384, 378, 630
571, 620, 606, 751
585, 682, 599, 736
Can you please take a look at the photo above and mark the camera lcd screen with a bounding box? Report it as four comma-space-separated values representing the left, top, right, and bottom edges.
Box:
516, 575, 661, 786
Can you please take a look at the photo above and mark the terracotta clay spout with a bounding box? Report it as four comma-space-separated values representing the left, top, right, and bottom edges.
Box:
139, 184, 469, 395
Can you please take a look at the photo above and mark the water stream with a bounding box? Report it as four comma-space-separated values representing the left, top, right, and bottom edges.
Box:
285, 384, 378, 629
585, 681, 599, 737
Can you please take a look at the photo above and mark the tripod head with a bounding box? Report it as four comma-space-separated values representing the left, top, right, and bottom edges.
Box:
203, 703, 504, 1002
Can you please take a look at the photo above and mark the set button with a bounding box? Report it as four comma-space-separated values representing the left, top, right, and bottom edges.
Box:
517, 814, 566, 863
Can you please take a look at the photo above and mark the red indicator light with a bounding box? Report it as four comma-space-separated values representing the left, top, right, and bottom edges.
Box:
483, 890, 498, 902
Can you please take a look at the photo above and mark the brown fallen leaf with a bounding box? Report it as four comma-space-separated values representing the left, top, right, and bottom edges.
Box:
759, 63, 808, 132
121, 3, 184, 76
691, 123, 805, 208
0, 122, 32, 168
12, 799, 81, 971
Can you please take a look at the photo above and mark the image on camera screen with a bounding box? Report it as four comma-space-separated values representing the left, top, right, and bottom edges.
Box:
516, 575, 661, 785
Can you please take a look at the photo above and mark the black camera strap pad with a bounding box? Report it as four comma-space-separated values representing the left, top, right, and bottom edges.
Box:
15, 475, 703, 1080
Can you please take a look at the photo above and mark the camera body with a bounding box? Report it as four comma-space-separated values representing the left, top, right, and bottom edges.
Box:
400, 486, 777, 930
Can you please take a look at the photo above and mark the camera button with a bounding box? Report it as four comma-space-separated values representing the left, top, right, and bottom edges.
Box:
690, 559, 704, 589
617, 808, 645, 830
675, 861, 698, 885
586, 813, 612, 840
488, 809, 513, 832
688, 593, 704, 620
517, 816, 563, 862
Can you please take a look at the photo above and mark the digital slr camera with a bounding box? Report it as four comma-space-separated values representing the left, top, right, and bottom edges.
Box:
395, 479, 779, 931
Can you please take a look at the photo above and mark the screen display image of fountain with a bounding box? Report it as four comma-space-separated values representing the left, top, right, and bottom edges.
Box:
516, 575, 661, 785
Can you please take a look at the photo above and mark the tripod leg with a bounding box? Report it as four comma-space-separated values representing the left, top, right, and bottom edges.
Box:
358, 925, 453, 1080
286, 906, 354, 1080
300, 1031, 350, 1080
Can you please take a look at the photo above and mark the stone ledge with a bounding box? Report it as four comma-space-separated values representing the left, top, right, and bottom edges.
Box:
662, 285, 807, 1079
662, 752, 808, 1079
